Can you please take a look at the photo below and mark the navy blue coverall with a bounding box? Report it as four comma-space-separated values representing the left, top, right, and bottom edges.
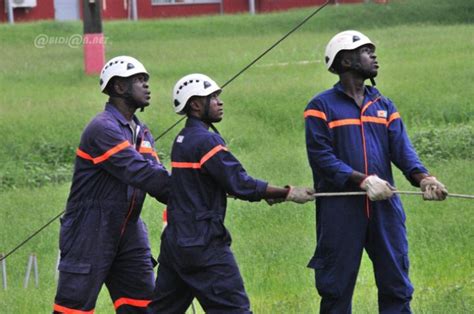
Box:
304, 83, 427, 314
54, 103, 170, 313
148, 117, 268, 314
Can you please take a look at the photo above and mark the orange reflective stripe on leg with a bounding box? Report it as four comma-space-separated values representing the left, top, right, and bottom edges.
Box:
114, 298, 151, 310
53, 304, 94, 314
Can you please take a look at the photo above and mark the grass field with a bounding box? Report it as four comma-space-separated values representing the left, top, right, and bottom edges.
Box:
0, 0, 473, 313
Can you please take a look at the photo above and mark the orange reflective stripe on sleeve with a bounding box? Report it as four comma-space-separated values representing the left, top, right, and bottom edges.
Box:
200, 145, 228, 165
329, 119, 361, 128
304, 109, 327, 121
171, 161, 201, 169
53, 304, 94, 314
139, 147, 154, 154
171, 144, 228, 169
114, 298, 151, 310
387, 112, 401, 125
139, 146, 160, 162
76, 140, 131, 165
76, 148, 94, 162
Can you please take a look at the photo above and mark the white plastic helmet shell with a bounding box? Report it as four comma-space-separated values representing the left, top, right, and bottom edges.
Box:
324, 30, 374, 73
172, 73, 221, 115
99, 56, 148, 92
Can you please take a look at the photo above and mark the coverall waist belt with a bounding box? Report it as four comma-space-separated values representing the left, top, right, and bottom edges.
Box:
169, 211, 224, 223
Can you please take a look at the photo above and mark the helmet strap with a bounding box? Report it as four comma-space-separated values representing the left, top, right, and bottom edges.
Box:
201, 95, 212, 123
210, 123, 220, 135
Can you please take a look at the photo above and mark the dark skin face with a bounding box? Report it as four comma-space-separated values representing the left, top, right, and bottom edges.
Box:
339, 44, 378, 80
109, 73, 151, 120
353, 44, 378, 79
336, 44, 378, 108
188, 91, 224, 127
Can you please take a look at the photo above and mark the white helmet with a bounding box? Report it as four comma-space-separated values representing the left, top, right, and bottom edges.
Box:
99, 56, 148, 93
172, 73, 221, 115
324, 30, 374, 73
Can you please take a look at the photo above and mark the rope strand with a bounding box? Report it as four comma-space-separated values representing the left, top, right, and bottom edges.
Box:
313, 191, 474, 199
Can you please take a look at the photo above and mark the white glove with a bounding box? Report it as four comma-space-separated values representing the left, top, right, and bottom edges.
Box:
360, 175, 395, 201
285, 186, 316, 204
420, 176, 448, 201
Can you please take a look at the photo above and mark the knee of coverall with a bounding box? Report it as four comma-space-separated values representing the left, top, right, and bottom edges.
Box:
147, 262, 194, 314
375, 253, 414, 301
107, 219, 156, 302
308, 256, 341, 299
200, 249, 252, 314
54, 262, 99, 313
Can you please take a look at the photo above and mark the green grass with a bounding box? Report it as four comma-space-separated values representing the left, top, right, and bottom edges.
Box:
1, 0, 473, 312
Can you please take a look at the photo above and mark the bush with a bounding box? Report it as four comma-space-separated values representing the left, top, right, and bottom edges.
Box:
411, 124, 473, 161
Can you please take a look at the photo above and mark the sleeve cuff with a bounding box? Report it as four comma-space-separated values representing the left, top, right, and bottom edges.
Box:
254, 180, 269, 200
333, 166, 354, 189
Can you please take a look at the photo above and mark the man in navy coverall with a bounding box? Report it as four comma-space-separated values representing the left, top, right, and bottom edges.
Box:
304, 30, 448, 313
148, 73, 315, 313
53, 56, 170, 313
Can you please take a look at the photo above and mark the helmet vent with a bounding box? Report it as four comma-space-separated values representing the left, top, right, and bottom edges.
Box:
126, 63, 135, 70
203, 81, 211, 89
352, 35, 360, 42
174, 99, 180, 107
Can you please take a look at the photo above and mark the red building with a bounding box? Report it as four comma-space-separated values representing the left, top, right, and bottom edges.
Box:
1, 0, 365, 23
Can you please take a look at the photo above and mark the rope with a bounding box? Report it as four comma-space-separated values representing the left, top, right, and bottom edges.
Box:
314, 191, 474, 199
0, 209, 65, 262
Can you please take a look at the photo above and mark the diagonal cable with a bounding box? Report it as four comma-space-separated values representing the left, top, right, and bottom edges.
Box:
154, 0, 331, 141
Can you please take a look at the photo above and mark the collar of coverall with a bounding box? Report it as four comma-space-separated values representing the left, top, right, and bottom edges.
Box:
105, 102, 141, 128
333, 81, 380, 100
185, 115, 212, 130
